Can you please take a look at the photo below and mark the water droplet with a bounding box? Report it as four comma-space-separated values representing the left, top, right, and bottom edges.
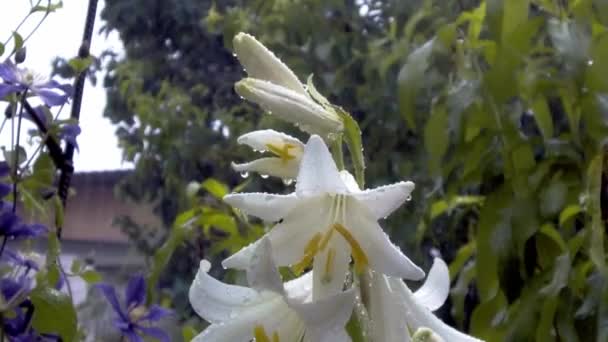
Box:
240, 171, 249, 178
282, 178, 293, 186
406, 195, 412, 201
588, 60, 594, 66
260, 174, 269, 179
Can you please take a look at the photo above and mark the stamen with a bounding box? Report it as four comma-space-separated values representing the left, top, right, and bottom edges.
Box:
333, 223, 369, 274
319, 226, 335, 251
266, 143, 296, 163
292, 233, 322, 275
254, 325, 273, 342
322, 247, 336, 283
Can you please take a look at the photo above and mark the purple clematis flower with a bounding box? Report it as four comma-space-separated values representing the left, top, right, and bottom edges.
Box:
95, 274, 172, 342
0, 202, 47, 240
59, 123, 81, 151
0, 61, 72, 107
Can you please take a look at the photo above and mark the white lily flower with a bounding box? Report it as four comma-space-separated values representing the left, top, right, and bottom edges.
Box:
223, 135, 423, 300
235, 78, 344, 138
189, 237, 355, 342
232, 129, 305, 180
364, 258, 483, 342
233, 32, 307, 96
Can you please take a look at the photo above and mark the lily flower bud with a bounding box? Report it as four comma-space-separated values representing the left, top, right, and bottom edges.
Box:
233, 32, 306, 96
235, 78, 343, 137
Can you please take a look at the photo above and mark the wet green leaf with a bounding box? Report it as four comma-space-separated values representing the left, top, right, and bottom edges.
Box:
30, 287, 77, 341
201, 178, 229, 200
336, 106, 365, 188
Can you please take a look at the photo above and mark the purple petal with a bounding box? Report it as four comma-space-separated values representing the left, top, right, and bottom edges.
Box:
137, 326, 171, 342
0, 277, 23, 300
137, 305, 172, 323
94, 283, 128, 321
8, 223, 48, 238
0, 62, 18, 83
124, 330, 145, 342
125, 274, 146, 309
40, 80, 73, 98
0, 162, 10, 177
60, 124, 81, 151
0, 183, 11, 198
1, 249, 39, 270
0, 83, 22, 100
34, 89, 69, 107
0, 210, 19, 235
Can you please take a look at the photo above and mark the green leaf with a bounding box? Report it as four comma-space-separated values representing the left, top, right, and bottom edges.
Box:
81, 269, 102, 284
0, 42, 5, 56
586, 153, 606, 275
70, 259, 83, 274
30, 1, 63, 13
424, 103, 449, 173
201, 178, 229, 200
559, 204, 582, 227
68, 56, 93, 74
398, 39, 434, 130
30, 287, 77, 341
335, 107, 365, 188
538, 224, 567, 253
531, 96, 553, 140
449, 241, 475, 279
12, 32, 23, 54
182, 326, 199, 341
539, 179, 568, 217
540, 253, 571, 296
536, 297, 559, 342
3, 146, 27, 169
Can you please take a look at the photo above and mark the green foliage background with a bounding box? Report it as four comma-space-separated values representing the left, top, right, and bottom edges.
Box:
99, 0, 608, 340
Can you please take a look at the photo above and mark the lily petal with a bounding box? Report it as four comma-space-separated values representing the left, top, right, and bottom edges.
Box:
246, 237, 284, 295
391, 279, 484, 342
237, 129, 304, 154
223, 192, 300, 222
233, 33, 307, 96
365, 271, 410, 342
235, 79, 343, 137
288, 287, 355, 342
413, 258, 450, 312
189, 260, 263, 323
352, 181, 415, 220
191, 296, 300, 342
231, 158, 300, 180
296, 135, 348, 196
312, 235, 351, 300
225, 195, 329, 270
346, 199, 424, 280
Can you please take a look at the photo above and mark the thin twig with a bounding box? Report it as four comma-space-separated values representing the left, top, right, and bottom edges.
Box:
56, 0, 98, 239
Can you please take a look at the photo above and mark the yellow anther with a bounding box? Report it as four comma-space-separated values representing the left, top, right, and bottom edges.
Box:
333, 223, 369, 274
292, 233, 322, 275
253, 325, 278, 342
266, 143, 297, 163
318, 226, 335, 251
322, 247, 336, 283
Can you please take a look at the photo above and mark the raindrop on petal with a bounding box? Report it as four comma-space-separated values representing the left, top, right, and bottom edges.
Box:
240, 171, 249, 178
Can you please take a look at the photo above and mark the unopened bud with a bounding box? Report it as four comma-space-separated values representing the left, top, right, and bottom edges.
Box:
412, 327, 444, 342
4, 104, 14, 119
14, 47, 26, 64
78, 41, 90, 58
